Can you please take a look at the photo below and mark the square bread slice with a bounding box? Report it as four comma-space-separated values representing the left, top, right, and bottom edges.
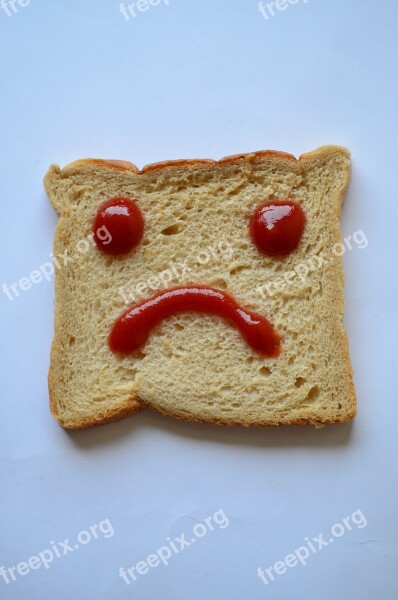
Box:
44, 146, 356, 429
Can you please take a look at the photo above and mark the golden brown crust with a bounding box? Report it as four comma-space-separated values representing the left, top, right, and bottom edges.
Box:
61, 148, 305, 178
144, 402, 355, 430
61, 146, 348, 178
64, 158, 139, 173
58, 396, 355, 430
141, 158, 217, 173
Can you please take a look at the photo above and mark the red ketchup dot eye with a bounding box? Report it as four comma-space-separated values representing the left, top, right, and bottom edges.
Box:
249, 200, 306, 256
93, 197, 144, 255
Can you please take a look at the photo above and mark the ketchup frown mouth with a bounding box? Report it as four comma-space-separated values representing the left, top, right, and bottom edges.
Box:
109, 285, 281, 358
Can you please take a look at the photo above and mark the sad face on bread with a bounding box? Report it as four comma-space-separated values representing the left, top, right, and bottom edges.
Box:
92, 196, 306, 358
45, 148, 356, 428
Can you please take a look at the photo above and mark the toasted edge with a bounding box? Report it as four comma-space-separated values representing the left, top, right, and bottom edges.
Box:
53, 145, 348, 176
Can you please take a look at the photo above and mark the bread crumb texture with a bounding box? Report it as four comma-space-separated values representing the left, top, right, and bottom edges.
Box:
44, 146, 356, 429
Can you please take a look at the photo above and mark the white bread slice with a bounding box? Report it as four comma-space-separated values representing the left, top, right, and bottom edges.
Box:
44, 146, 356, 429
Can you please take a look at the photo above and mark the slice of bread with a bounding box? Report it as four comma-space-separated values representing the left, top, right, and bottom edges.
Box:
44, 146, 356, 429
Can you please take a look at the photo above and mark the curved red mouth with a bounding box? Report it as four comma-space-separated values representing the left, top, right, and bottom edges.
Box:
109, 285, 281, 357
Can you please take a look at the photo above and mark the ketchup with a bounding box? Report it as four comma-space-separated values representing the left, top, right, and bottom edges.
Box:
250, 200, 305, 256
93, 197, 144, 255
109, 286, 280, 357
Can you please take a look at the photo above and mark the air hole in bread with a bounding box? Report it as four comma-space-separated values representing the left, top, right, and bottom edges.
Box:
161, 224, 182, 236
219, 385, 232, 398
209, 278, 228, 290
72, 187, 86, 200
229, 265, 249, 276
259, 366, 271, 376
295, 377, 306, 388
307, 386, 320, 401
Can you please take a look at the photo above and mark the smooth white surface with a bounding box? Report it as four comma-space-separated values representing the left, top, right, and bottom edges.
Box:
0, 1, 397, 598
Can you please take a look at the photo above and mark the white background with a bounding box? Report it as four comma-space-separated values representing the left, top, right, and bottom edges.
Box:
0, 1, 397, 598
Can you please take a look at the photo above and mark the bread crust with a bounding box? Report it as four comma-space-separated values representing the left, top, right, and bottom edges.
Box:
60, 148, 311, 179
46, 145, 355, 430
